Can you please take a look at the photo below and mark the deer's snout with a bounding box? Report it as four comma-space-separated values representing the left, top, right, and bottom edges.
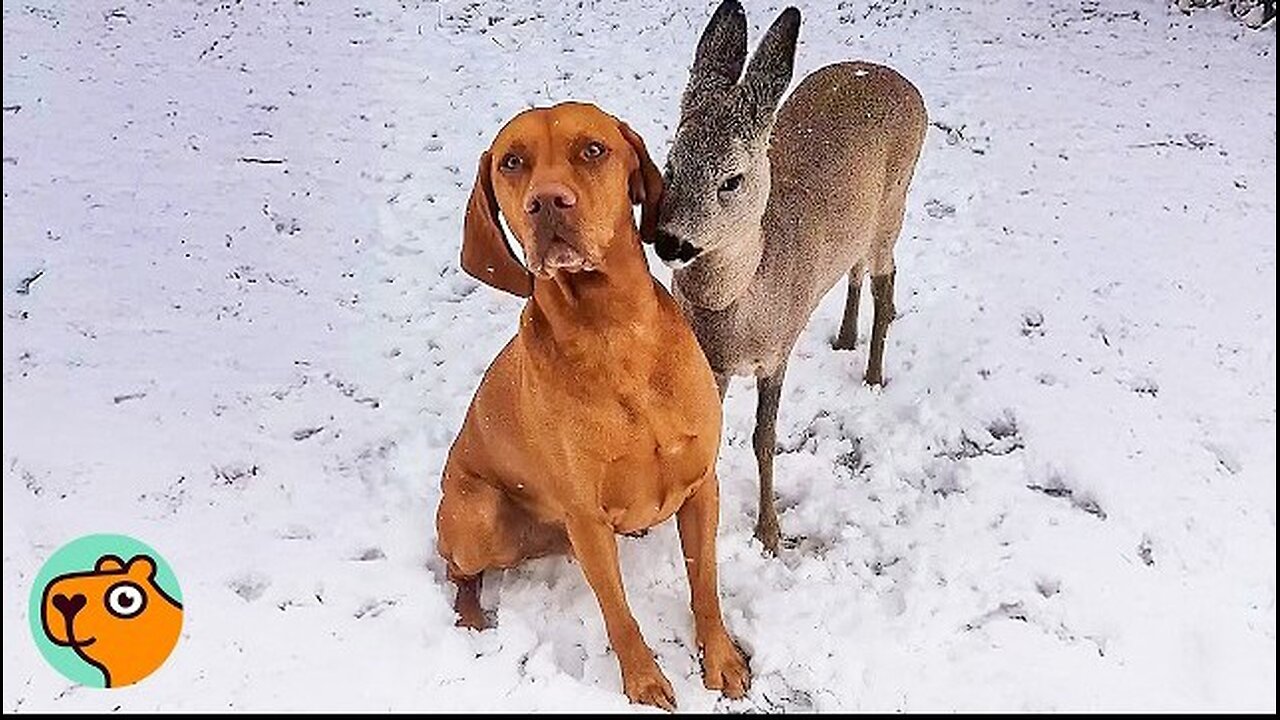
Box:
653, 228, 703, 267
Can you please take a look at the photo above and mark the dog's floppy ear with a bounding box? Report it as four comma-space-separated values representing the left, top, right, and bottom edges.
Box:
617, 122, 664, 244
461, 150, 532, 297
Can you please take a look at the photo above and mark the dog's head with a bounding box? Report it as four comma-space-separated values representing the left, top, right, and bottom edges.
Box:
461, 102, 664, 297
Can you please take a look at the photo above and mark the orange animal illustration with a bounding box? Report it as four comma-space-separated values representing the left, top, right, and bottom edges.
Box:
40, 554, 183, 688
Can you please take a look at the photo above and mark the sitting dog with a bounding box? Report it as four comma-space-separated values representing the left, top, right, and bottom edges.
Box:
436, 102, 750, 709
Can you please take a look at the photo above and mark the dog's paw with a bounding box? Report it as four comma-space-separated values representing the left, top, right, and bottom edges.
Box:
622, 658, 676, 711
453, 606, 493, 631
701, 632, 751, 700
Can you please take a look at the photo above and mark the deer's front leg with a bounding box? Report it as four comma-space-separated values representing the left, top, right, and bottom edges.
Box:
565, 513, 675, 711
677, 472, 751, 699
753, 364, 787, 554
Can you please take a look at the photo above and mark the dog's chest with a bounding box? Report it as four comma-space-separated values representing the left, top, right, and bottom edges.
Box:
595, 381, 716, 532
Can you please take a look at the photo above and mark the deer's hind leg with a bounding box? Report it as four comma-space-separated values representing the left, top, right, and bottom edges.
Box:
865, 269, 895, 386
833, 263, 865, 351
865, 183, 911, 386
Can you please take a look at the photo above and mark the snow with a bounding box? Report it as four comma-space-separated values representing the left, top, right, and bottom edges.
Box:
2, 0, 1275, 712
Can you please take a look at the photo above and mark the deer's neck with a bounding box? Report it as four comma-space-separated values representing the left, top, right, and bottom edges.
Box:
672, 224, 764, 312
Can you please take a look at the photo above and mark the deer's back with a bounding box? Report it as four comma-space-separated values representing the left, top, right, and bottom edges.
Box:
763, 62, 927, 307
682, 62, 926, 379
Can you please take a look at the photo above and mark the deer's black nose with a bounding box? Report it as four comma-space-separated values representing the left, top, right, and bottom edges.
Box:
653, 230, 702, 264
52, 593, 87, 620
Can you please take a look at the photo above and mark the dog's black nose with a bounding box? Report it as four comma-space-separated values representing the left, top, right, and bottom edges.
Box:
525, 182, 577, 214
52, 593, 87, 620
654, 230, 702, 264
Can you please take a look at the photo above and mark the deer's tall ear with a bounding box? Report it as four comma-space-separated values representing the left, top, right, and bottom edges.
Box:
618, 122, 664, 244
461, 151, 532, 297
740, 7, 800, 124
681, 0, 749, 118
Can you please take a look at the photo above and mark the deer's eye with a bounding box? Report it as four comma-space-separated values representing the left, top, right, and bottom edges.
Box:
718, 174, 744, 194
582, 141, 607, 161
499, 153, 523, 172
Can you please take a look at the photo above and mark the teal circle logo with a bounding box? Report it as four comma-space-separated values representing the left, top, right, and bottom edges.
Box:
29, 534, 184, 688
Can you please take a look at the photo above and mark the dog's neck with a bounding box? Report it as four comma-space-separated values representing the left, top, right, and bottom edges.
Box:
525, 226, 658, 353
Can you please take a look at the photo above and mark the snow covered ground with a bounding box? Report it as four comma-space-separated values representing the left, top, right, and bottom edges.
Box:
2, 0, 1275, 712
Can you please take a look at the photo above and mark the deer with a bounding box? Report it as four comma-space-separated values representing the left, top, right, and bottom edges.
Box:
652, 0, 928, 554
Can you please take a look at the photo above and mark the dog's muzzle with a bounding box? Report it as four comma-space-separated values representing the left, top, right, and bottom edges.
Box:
653, 230, 703, 268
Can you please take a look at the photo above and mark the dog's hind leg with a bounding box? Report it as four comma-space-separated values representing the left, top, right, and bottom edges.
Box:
437, 466, 496, 629
447, 567, 488, 630
437, 464, 567, 629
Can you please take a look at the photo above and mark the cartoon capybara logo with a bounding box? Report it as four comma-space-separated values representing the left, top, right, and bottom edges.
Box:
37, 551, 183, 688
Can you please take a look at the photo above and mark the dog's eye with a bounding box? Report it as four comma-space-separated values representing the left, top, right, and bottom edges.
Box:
718, 174, 743, 194
499, 153, 523, 172
105, 581, 147, 619
582, 141, 607, 161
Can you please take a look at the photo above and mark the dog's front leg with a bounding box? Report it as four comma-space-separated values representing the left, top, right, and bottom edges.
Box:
565, 513, 676, 711
676, 473, 751, 699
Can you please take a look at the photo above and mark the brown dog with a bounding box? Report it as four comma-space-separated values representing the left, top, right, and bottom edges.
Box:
436, 102, 751, 709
